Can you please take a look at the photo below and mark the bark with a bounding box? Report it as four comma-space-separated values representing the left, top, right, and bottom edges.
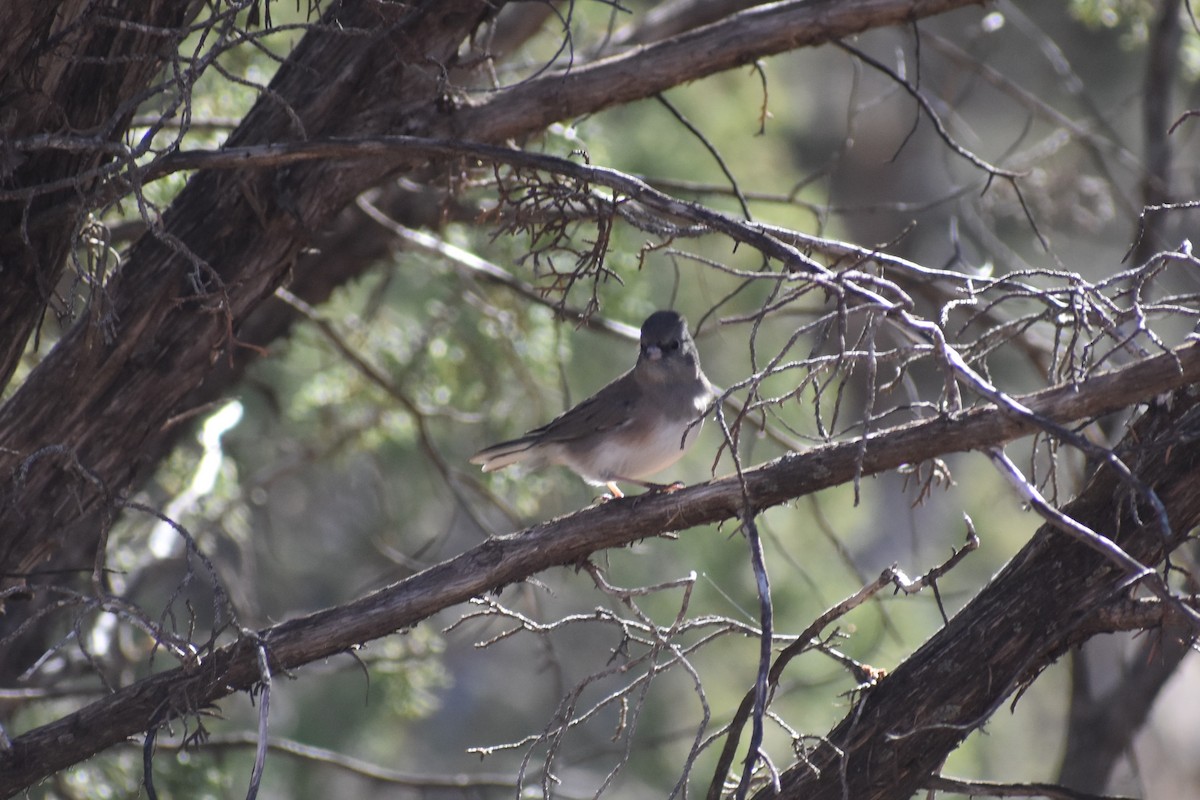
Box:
0, 0, 206, 387
757, 388, 1200, 800
0, 0, 500, 594
447, 0, 983, 141
2, 343, 1200, 795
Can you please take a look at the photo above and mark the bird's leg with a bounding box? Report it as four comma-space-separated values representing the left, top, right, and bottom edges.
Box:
596, 479, 684, 502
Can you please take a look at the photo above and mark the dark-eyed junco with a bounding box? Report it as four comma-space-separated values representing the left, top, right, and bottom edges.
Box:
470, 310, 716, 498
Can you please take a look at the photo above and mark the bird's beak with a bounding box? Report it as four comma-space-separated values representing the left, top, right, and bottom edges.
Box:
643, 345, 663, 361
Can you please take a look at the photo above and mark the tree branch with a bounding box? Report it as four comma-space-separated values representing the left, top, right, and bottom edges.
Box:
3, 340, 1200, 794
924, 775, 1137, 800
0, 0, 985, 605
451, 0, 983, 141
0, 0, 206, 387
0, 0, 500, 612
760, 385, 1200, 799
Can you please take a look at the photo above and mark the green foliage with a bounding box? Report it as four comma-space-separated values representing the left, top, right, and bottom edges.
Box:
1068, 0, 1155, 37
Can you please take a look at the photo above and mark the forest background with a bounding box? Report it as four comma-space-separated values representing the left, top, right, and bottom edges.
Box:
2, 1, 1200, 799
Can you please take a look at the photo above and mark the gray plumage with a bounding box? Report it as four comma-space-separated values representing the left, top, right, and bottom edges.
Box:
470, 311, 715, 497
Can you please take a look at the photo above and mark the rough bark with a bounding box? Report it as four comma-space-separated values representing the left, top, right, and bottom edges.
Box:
0, 0, 206, 387
758, 388, 1200, 800
0, 0, 500, 591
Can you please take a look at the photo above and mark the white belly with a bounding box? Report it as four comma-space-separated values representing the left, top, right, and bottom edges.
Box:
564, 414, 703, 484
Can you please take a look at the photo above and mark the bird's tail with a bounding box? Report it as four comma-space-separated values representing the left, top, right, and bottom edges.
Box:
469, 436, 543, 472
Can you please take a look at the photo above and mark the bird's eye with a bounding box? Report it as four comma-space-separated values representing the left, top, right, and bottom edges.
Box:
665, 340, 680, 351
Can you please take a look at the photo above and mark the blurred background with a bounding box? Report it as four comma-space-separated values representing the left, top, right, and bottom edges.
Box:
10, 1, 1200, 797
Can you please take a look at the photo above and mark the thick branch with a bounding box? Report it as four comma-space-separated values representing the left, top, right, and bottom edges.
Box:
451, 0, 983, 139
3, 341, 1200, 794
759, 387, 1200, 800
0, 0, 205, 387
0, 0, 498, 592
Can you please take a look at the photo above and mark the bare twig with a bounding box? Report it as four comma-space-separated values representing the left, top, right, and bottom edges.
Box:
924, 775, 1138, 800
146, 732, 520, 788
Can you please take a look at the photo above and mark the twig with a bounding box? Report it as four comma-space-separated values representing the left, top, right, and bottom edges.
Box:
988, 448, 1200, 632
925, 775, 1138, 800
706, 530, 979, 800
733, 514, 775, 800
246, 640, 272, 800
145, 732, 521, 788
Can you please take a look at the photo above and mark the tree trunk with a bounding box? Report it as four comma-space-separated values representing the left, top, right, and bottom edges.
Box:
761, 390, 1200, 800
0, 0, 206, 386
0, 0, 499, 606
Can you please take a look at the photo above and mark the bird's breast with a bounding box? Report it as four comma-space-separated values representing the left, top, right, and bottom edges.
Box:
565, 411, 703, 483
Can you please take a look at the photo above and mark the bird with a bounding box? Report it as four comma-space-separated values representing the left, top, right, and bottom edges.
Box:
470, 310, 716, 498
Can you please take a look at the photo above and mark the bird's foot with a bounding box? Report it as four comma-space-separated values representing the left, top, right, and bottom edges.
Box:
595, 480, 684, 501
637, 480, 686, 494
593, 482, 625, 503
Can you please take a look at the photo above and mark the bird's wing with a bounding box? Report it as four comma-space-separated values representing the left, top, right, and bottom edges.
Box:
525, 370, 639, 444
468, 433, 540, 467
